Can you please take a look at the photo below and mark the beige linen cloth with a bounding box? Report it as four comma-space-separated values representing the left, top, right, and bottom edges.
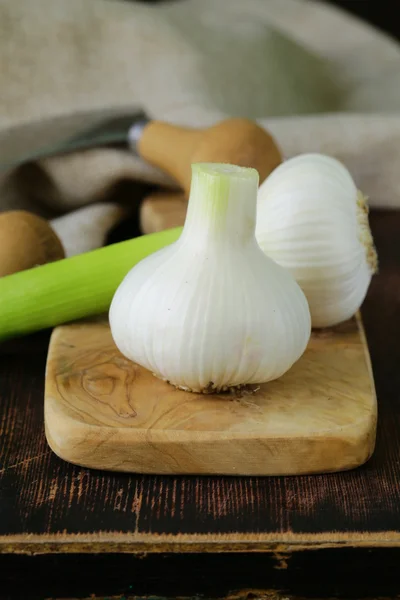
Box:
1, 0, 399, 256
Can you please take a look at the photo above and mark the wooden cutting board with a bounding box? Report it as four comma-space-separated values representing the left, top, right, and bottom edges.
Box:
44, 313, 377, 476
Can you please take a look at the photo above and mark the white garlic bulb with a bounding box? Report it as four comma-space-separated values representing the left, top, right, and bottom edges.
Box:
109, 163, 311, 393
255, 153, 378, 328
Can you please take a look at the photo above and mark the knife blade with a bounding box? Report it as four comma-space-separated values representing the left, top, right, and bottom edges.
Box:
0, 108, 150, 171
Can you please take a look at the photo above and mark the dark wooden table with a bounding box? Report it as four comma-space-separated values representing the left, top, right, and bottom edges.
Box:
0, 209, 399, 600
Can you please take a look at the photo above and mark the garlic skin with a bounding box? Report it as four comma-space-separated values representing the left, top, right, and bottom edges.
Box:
255, 153, 378, 328
109, 163, 311, 393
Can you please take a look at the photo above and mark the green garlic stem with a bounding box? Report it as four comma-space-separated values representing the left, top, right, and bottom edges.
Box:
180, 163, 259, 245
0, 227, 182, 341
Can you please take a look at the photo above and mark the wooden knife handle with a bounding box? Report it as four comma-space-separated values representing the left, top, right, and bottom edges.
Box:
137, 118, 282, 195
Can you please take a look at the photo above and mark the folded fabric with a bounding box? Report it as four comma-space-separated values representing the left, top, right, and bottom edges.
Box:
0, 0, 399, 255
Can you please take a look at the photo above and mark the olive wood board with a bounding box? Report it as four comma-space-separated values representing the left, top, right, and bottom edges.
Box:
44, 313, 377, 476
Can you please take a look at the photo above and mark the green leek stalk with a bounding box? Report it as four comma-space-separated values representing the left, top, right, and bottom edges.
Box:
0, 227, 182, 341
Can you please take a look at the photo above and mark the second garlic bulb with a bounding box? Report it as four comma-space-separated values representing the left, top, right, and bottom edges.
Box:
256, 153, 378, 328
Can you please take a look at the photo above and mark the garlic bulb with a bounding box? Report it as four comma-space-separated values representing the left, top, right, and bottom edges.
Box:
255, 153, 378, 328
109, 163, 311, 393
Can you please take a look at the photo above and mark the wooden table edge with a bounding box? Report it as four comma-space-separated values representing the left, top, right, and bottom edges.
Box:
1, 531, 400, 554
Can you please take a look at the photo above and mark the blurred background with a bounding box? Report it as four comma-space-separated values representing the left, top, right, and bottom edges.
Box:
2, 0, 399, 257
138, 0, 399, 41
328, 1, 399, 39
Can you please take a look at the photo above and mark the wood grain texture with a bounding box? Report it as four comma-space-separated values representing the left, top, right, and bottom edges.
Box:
0, 210, 399, 561
44, 315, 376, 476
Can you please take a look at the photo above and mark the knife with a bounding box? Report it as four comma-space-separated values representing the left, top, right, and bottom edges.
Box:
0, 108, 150, 170
0, 110, 282, 196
